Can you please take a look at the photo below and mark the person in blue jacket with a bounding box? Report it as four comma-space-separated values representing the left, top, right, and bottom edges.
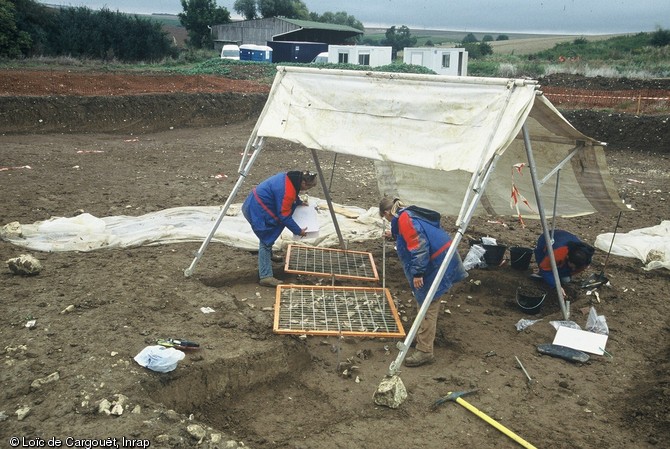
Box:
534, 229, 595, 298
243, 171, 318, 287
379, 197, 468, 367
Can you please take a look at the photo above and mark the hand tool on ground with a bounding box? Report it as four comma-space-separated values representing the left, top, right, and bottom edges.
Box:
432, 390, 538, 449
582, 210, 622, 289
515, 356, 534, 384
156, 338, 200, 350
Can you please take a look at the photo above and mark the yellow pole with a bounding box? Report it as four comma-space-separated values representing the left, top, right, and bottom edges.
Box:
452, 394, 538, 449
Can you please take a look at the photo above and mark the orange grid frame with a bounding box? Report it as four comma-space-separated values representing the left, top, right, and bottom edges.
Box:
284, 244, 379, 282
273, 285, 405, 338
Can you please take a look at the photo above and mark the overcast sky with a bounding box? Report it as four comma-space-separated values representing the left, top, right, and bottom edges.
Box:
38, 0, 670, 35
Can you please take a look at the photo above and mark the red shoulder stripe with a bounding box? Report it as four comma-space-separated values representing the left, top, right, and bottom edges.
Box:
398, 212, 420, 251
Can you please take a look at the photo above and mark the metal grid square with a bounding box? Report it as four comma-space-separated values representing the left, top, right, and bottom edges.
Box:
273, 285, 405, 338
284, 244, 379, 282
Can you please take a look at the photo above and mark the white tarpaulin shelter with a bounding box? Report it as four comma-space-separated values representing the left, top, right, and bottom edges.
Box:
182, 67, 626, 374
255, 67, 623, 220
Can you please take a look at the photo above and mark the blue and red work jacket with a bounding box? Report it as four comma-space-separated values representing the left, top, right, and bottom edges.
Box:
242, 172, 305, 245
534, 230, 587, 287
391, 206, 467, 305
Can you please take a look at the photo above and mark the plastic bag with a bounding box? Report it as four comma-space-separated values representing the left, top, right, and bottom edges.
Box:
481, 236, 497, 245
515, 318, 542, 331
549, 320, 581, 330
586, 306, 609, 335
463, 244, 487, 270
134, 345, 185, 373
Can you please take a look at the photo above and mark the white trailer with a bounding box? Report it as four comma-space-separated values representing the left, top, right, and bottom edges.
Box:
327, 45, 392, 67
403, 47, 468, 76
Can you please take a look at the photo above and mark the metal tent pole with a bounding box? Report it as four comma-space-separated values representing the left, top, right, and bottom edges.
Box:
311, 149, 346, 249
183, 137, 266, 277
522, 125, 569, 319
382, 220, 387, 291
184, 68, 290, 277
387, 155, 500, 376
328, 154, 337, 191
551, 170, 560, 240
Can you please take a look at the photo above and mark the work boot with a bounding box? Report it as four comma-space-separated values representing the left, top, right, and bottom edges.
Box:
271, 253, 284, 263
404, 350, 435, 367
259, 277, 282, 287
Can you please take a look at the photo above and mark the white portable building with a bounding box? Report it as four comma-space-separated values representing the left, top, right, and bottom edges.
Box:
327, 45, 392, 67
403, 47, 468, 76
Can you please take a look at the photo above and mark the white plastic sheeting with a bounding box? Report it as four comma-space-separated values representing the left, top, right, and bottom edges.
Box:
0, 198, 384, 253
256, 67, 624, 219
595, 221, 670, 271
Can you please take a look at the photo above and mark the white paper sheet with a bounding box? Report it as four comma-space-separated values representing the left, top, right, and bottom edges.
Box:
553, 326, 608, 355
291, 205, 320, 240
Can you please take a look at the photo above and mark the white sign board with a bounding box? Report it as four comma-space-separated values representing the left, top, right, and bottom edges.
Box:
553, 326, 608, 356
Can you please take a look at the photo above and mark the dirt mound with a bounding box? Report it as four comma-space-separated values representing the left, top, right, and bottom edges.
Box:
539, 73, 670, 91
1, 70, 668, 153
0, 93, 267, 134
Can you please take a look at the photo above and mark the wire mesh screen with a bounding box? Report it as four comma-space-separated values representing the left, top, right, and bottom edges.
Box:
285, 245, 379, 282
273, 285, 405, 338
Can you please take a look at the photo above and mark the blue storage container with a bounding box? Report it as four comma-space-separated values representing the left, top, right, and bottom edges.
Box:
240, 45, 273, 63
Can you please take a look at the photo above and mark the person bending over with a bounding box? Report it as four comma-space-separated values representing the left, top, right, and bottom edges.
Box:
534, 229, 595, 298
379, 197, 467, 367
242, 171, 317, 287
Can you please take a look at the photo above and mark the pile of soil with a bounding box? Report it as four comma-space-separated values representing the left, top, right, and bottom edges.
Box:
1, 69, 669, 449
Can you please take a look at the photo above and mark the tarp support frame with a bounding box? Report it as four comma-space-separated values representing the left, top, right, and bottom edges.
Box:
387, 121, 572, 376
523, 125, 570, 319
540, 145, 582, 186
311, 148, 346, 249
184, 137, 265, 277
551, 169, 560, 239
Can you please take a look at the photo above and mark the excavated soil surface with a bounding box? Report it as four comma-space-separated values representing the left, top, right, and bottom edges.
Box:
1, 69, 669, 449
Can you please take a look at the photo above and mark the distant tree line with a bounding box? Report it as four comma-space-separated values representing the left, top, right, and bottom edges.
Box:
1, 0, 176, 60
3, 0, 667, 63
233, 0, 308, 21
232, 0, 364, 32
1, 0, 368, 60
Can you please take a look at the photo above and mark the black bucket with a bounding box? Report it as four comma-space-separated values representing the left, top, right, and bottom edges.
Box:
509, 246, 533, 271
482, 244, 507, 266
516, 286, 546, 314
